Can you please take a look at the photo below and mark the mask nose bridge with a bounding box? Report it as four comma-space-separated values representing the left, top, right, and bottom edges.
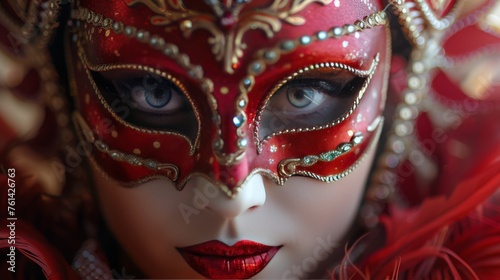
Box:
209, 159, 252, 197
208, 84, 254, 197
211, 82, 251, 165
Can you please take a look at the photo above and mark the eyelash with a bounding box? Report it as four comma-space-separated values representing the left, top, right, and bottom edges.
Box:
285, 79, 350, 95
89, 70, 199, 141
254, 59, 378, 146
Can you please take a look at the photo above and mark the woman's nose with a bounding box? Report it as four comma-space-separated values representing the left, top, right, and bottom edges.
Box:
191, 174, 267, 220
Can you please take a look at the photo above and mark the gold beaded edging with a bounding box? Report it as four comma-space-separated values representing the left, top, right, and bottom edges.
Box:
165, 118, 382, 198
73, 112, 180, 181
126, 0, 334, 74
289, 118, 383, 183
253, 54, 380, 154
361, 9, 451, 227
93, 139, 179, 180
71, 6, 216, 150
389, 0, 462, 47
362, 80, 425, 226
70, 5, 387, 169
279, 133, 365, 178
70, 4, 389, 198
71, 7, 226, 166
225, 8, 386, 165
212, 9, 387, 166
205, 7, 387, 166
246, 10, 387, 78
74, 37, 201, 154
70, 7, 211, 87
412, 0, 462, 30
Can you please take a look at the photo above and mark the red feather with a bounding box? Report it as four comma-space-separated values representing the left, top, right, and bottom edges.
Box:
334, 160, 500, 279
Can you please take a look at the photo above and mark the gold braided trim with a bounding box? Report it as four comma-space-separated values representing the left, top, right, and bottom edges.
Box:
72, 112, 180, 181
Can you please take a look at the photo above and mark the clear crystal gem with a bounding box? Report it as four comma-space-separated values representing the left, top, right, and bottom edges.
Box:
233, 114, 246, 127
317, 31, 328, 40
238, 138, 248, 148
300, 36, 311, 45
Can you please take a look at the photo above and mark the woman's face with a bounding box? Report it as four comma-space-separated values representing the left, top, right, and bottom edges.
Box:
93, 145, 378, 279
69, 0, 390, 278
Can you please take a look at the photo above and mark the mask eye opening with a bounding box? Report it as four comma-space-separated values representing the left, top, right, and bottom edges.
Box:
253, 55, 380, 154
89, 69, 200, 143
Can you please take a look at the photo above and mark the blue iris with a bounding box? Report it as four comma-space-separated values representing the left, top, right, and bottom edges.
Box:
145, 88, 172, 108
287, 88, 315, 108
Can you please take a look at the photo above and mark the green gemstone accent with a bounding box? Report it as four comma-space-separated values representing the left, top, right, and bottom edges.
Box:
109, 151, 123, 159
95, 141, 107, 151
144, 159, 158, 170
340, 143, 352, 153
320, 150, 342, 161
353, 135, 363, 145
302, 156, 318, 166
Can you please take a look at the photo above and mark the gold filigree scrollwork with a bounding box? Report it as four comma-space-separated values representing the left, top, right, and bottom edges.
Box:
126, 0, 333, 74
126, 0, 196, 23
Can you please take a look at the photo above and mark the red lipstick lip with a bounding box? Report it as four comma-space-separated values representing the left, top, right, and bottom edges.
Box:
177, 240, 281, 279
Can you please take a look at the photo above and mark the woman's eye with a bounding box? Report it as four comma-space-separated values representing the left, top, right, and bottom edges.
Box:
135, 86, 172, 109
91, 71, 198, 141
258, 72, 366, 139
286, 87, 327, 109
123, 78, 182, 113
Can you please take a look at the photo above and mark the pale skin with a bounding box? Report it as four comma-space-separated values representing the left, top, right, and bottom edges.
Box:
92, 138, 379, 279
0, 0, 489, 279
88, 3, 388, 278
87, 1, 491, 277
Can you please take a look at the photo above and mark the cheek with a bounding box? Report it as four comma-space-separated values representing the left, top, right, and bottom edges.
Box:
90, 133, 379, 278
92, 170, 200, 278
268, 177, 365, 235
264, 141, 377, 267
270, 144, 376, 228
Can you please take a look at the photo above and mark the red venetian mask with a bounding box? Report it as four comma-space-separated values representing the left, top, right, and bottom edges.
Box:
69, 0, 392, 197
